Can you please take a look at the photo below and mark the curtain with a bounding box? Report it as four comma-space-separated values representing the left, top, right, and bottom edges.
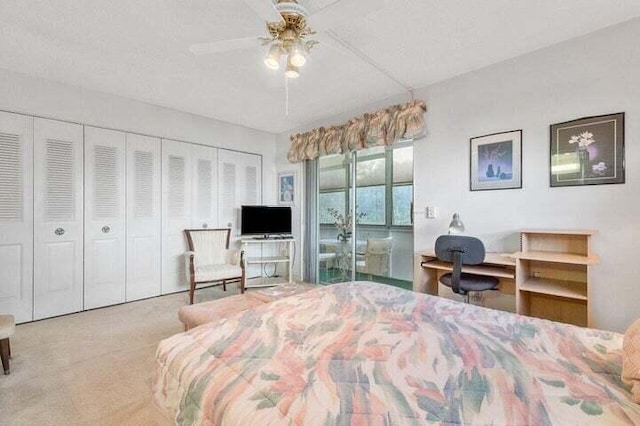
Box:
303, 160, 318, 283
287, 99, 426, 163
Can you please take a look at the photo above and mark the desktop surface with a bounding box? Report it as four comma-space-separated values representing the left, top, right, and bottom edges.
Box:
420, 249, 515, 266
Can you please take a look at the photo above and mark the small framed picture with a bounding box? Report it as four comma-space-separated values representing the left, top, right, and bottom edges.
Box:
470, 130, 522, 191
550, 113, 625, 187
278, 171, 295, 205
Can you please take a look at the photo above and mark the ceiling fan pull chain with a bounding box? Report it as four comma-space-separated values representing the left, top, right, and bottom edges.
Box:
285, 75, 289, 117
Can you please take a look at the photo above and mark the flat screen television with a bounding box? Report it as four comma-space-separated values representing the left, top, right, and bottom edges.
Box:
241, 205, 292, 236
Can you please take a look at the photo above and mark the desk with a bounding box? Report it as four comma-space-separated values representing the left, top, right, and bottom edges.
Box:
417, 249, 516, 298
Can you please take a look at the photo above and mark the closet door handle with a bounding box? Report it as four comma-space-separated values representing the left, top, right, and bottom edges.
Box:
54, 228, 65, 236
102, 226, 111, 234
202, 223, 208, 229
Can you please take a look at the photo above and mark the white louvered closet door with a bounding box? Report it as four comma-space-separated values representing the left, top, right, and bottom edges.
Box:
191, 145, 218, 230
217, 150, 239, 236
0, 112, 33, 323
239, 152, 262, 207
84, 127, 126, 309
161, 139, 192, 294
33, 118, 84, 320
217, 149, 262, 240
126, 134, 161, 301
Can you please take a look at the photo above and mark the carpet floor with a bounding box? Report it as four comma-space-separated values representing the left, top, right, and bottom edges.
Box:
0, 285, 237, 425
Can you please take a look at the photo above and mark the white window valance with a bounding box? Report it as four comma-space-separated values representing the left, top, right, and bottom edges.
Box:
287, 100, 426, 163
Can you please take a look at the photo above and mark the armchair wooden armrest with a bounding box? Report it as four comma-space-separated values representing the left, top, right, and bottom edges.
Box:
224, 249, 242, 266
184, 251, 196, 289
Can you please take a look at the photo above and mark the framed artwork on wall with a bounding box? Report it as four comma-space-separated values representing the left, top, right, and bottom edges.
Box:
470, 130, 522, 191
550, 113, 625, 187
278, 171, 295, 205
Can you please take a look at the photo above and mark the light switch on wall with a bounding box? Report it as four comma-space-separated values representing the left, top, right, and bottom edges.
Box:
425, 206, 438, 219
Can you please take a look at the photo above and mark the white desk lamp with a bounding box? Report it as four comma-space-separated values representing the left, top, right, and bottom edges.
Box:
448, 213, 465, 234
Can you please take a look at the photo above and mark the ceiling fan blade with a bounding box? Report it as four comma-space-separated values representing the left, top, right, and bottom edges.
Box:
189, 37, 261, 55
243, 0, 285, 24
310, 0, 391, 32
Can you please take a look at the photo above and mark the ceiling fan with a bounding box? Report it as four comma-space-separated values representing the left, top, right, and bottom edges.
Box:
189, 0, 389, 79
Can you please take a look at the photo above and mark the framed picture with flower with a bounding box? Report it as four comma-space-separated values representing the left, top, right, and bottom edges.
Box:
470, 130, 522, 191
278, 171, 296, 205
550, 113, 625, 187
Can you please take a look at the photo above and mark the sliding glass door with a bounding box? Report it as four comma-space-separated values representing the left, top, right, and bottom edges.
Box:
317, 153, 352, 284
315, 143, 414, 288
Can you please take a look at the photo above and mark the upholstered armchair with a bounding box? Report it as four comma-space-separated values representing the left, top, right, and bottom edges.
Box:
184, 228, 245, 304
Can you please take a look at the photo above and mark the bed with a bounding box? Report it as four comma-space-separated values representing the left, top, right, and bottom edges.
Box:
152, 282, 640, 425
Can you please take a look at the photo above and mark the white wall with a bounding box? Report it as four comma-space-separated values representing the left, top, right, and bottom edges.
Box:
274, 142, 305, 280
0, 68, 278, 204
278, 19, 640, 332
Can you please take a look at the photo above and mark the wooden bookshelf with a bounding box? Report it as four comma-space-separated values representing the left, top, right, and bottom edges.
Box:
519, 277, 587, 301
512, 251, 599, 265
515, 230, 596, 327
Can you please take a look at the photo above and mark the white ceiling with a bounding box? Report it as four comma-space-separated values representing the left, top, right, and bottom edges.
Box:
1, 0, 639, 134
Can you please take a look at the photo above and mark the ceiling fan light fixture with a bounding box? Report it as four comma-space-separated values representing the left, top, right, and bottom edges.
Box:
264, 44, 282, 70
290, 42, 307, 67
285, 60, 300, 79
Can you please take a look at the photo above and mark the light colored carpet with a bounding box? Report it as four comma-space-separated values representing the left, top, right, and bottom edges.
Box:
0, 284, 239, 426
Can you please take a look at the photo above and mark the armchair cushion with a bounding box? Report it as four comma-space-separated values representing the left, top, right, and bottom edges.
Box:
195, 264, 243, 283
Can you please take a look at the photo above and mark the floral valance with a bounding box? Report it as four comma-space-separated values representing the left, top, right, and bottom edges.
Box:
287, 99, 427, 163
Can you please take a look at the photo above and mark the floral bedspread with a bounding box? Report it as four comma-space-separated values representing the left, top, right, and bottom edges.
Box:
152, 282, 640, 425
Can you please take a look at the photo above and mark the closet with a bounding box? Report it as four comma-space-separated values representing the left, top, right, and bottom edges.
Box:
126, 134, 162, 302
161, 142, 222, 295
0, 110, 263, 323
161, 139, 193, 295
33, 118, 84, 320
84, 126, 126, 309
218, 149, 263, 279
218, 149, 262, 236
0, 112, 33, 323
191, 144, 218, 231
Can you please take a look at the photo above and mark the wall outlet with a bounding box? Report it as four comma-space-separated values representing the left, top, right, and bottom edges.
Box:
532, 271, 541, 278
425, 206, 437, 219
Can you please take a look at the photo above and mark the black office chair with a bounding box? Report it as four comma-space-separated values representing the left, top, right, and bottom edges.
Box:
434, 235, 499, 303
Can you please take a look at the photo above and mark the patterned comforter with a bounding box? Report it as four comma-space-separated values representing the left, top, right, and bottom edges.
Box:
152, 282, 640, 425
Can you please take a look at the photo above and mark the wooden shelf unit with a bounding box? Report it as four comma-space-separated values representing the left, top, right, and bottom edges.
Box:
512, 251, 599, 265
519, 277, 587, 301
515, 230, 597, 327
245, 256, 291, 264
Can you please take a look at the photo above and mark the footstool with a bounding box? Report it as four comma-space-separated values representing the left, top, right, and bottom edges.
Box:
178, 284, 323, 331
178, 293, 267, 331
0, 314, 15, 375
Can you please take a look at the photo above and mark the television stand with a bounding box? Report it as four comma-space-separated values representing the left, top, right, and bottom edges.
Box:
251, 234, 293, 240
240, 237, 295, 288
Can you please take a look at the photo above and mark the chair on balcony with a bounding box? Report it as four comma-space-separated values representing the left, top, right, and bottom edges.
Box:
356, 237, 393, 279
184, 228, 245, 305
